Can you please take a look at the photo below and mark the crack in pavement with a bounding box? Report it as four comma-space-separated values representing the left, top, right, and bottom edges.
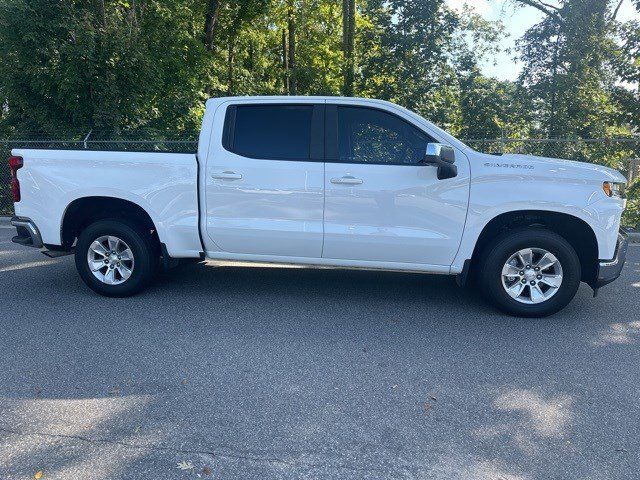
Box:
0, 427, 406, 476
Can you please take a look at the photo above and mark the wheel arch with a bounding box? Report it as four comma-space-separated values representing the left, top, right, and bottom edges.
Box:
467, 210, 599, 285
60, 196, 162, 252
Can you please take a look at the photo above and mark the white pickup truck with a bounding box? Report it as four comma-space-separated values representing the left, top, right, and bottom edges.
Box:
9, 96, 628, 317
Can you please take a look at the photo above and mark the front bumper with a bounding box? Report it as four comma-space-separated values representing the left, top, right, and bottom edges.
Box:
593, 230, 628, 289
11, 216, 43, 248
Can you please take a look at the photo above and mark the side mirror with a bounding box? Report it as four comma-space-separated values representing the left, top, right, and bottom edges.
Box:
422, 143, 457, 180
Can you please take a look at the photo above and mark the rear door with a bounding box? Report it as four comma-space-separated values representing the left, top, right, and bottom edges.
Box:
204, 100, 325, 258
322, 102, 470, 267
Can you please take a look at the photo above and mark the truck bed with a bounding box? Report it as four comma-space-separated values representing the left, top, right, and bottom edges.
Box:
12, 149, 202, 258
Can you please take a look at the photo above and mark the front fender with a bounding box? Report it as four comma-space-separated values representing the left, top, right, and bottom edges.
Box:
451, 171, 622, 273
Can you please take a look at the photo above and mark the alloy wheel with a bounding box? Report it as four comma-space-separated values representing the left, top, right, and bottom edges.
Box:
86, 235, 135, 285
501, 247, 563, 304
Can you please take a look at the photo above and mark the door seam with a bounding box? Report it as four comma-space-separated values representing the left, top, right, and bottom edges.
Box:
321, 161, 326, 258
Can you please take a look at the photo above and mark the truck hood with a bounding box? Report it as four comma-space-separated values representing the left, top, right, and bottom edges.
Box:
494, 154, 627, 183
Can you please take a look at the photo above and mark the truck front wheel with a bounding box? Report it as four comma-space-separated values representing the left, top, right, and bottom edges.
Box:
479, 228, 581, 317
75, 219, 159, 297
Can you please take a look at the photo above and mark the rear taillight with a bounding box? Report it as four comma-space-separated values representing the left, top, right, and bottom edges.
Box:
9, 155, 23, 202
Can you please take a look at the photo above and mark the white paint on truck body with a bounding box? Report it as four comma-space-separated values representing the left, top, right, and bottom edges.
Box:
12, 96, 626, 274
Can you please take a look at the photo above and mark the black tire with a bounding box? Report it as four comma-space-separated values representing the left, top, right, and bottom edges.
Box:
479, 227, 581, 317
75, 219, 159, 297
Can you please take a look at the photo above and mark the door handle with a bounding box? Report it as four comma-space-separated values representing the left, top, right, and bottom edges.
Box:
212, 171, 243, 180
331, 175, 363, 185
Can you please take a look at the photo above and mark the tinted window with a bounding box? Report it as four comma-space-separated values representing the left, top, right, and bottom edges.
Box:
230, 105, 313, 160
337, 106, 431, 165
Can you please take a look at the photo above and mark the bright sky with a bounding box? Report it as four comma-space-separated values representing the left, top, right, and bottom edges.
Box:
446, 0, 640, 81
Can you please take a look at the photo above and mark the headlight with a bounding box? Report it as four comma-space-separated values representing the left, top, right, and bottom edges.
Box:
603, 181, 625, 199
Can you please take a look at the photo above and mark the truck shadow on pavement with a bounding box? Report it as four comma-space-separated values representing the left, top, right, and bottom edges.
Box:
1, 249, 640, 479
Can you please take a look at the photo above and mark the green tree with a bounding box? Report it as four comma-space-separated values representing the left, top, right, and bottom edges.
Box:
515, 0, 629, 141
0, 0, 210, 139
357, 0, 459, 121
612, 12, 640, 131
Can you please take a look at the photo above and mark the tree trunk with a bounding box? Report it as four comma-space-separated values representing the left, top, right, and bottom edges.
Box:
342, 0, 355, 96
247, 40, 255, 72
95, 0, 107, 27
548, 27, 561, 139
287, 0, 297, 95
204, 0, 220, 51
282, 29, 290, 94
227, 41, 235, 95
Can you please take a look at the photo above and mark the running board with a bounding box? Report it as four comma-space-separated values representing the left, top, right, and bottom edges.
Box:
42, 249, 73, 258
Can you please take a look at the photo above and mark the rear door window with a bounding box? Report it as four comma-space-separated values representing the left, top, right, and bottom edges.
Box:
225, 105, 315, 160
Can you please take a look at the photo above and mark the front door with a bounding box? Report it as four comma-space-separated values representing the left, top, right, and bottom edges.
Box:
322, 104, 469, 267
204, 101, 325, 258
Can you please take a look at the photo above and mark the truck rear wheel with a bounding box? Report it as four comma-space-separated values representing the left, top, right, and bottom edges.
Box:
75, 219, 159, 297
479, 227, 581, 317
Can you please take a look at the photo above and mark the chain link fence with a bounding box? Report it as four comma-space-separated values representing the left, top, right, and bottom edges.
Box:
464, 138, 640, 171
2, 138, 640, 219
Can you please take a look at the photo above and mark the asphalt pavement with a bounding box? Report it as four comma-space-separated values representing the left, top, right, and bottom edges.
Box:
1, 220, 639, 480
